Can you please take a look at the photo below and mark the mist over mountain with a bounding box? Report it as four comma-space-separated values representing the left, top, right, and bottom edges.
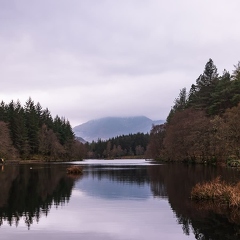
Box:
73, 116, 164, 142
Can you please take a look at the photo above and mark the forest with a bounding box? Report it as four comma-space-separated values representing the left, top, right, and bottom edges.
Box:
146, 59, 240, 165
1, 59, 240, 164
0, 98, 86, 161
86, 133, 149, 159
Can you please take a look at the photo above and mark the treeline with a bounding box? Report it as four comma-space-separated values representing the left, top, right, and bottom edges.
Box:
147, 59, 240, 165
0, 97, 86, 160
87, 133, 149, 158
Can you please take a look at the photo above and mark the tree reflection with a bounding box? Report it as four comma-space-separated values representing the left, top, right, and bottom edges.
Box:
77, 163, 240, 240
1, 162, 240, 239
0, 164, 75, 229
85, 165, 149, 185
147, 164, 240, 240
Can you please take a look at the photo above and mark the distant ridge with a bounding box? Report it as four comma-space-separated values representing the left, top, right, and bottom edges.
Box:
75, 136, 87, 144
73, 116, 164, 142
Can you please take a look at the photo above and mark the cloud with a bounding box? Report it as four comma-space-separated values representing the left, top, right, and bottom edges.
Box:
1, 0, 240, 125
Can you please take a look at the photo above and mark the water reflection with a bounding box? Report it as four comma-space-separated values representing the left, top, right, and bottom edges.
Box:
1, 161, 240, 240
147, 164, 240, 240
0, 164, 75, 229
78, 162, 240, 239
76, 166, 152, 200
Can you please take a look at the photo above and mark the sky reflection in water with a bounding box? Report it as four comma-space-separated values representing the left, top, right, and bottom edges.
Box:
2, 159, 231, 240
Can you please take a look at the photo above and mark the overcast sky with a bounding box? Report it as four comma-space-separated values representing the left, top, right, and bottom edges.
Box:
1, 0, 240, 127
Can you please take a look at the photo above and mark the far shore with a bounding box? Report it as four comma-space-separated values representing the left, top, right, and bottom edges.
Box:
1, 159, 82, 164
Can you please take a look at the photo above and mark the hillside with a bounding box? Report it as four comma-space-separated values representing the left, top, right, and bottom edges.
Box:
147, 59, 240, 165
73, 116, 164, 142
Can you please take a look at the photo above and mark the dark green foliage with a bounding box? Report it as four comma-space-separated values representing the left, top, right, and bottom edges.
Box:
41, 108, 54, 129
207, 70, 231, 115
174, 87, 187, 111
167, 87, 187, 123
88, 132, 149, 158
24, 98, 40, 154
167, 59, 240, 120
197, 58, 218, 87
0, 101, 7, 122
53, 116, 74, 145
150, 59, 240, 164
188, 59, 219, 111
0, 98, 83, 160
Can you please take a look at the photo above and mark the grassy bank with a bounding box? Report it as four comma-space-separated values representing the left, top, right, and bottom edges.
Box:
191, 177, 240, 207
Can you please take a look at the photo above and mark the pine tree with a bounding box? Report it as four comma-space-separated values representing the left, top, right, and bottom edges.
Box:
0, 97, 81, 160
173, 87, 187, 111
0, 101, 7, 122
196, 58, 218, 88
208, 69, 231, 115
24, 98, 39, 154
42, 108, 53, 129
193, 59, 219, 111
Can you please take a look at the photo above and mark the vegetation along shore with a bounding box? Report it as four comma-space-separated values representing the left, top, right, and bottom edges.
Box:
0, 58, 240, 166
146, 59, 240, 167
0, 97, 86, 161
88, 59, 240, 167
191, 177, 240, 208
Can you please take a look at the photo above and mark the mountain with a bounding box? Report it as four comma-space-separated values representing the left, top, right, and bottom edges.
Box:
75, 136, 87, 144
73, 116, 164, 142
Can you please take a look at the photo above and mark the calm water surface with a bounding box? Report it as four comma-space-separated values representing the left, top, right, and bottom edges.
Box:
1, 159, 240, 240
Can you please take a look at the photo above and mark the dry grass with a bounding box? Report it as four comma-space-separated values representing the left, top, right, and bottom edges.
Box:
66, 166, 83, 175
191, 177, 240, 207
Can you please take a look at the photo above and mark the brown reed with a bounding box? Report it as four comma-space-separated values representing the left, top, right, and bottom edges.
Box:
66, 166, 83, 175
191, 177, 240, 208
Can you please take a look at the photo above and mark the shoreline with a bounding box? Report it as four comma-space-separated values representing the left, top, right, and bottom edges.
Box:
1, 159, 82, 165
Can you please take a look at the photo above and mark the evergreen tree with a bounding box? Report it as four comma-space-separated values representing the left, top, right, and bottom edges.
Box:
14, 100, 29, 157
173, 87, 187, 111
6, 100, 27, 153
42, 108, 53, 129
0, 101, 7, 122
208, 69, 231, 115
24, 98, 39, 154
88, 132, 149, 158
0, 97, 82, 161
148, 59, 240, 164
194, 59, 219, 110
35, 102, 43, 126
196, 58, 218, 88
232, 61, 240, 81
167, 88, 187, 123
0, 121, 19, 159
188, 84, 197, 107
